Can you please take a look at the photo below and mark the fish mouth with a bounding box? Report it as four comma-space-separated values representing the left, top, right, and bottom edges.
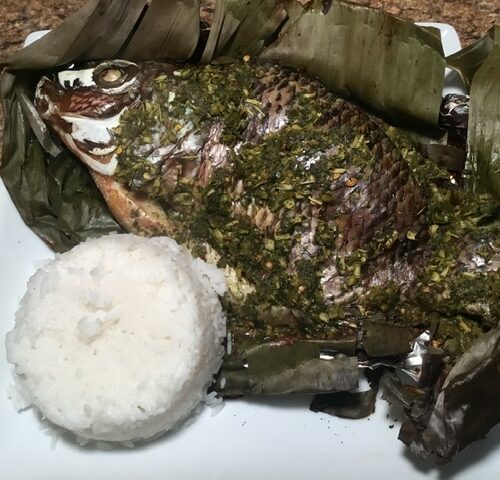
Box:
35, 75, 65, 117
44, 119, 119, 176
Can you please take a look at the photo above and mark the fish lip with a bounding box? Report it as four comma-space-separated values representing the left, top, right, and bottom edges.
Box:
37, 75, 65, 98
56, 111, 104, 120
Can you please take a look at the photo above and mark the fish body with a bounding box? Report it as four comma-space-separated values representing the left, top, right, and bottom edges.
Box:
35, 60, 499, 393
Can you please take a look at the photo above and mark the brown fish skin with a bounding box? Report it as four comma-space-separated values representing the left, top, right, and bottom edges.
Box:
35, 60, 426, 246
35, 61, 423, 242
34, 60, 498, 356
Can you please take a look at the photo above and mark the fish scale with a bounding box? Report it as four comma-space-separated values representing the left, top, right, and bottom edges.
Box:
256, 65, 427, 251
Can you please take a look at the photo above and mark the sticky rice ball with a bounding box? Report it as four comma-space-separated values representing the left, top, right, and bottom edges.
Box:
5, 234, 226, 443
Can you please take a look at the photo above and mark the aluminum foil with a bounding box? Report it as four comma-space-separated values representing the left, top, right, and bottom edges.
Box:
359, 330, 430, 384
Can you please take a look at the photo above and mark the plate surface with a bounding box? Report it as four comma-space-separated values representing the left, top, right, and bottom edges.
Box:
1, 23, 499, 480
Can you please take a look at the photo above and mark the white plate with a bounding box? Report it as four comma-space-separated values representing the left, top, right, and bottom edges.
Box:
416, 22, 466, 96
1, 23, 499, 480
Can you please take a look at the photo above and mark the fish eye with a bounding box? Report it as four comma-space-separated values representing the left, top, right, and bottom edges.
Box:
91, 60, 139, 93
101, 68, 123, 83
95, 67, 126, 88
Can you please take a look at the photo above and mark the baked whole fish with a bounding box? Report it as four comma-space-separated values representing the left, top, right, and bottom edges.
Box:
35, 59, 498, 398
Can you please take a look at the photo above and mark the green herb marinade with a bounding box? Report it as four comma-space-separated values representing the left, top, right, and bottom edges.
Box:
111, 61, 498, 358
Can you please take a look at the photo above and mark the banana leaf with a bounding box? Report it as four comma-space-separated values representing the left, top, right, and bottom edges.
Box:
205, 0, 445, 127
310, 369, 382, 419
1, 0, 149, 70
446, 27, 497, 92
262, 1, 445, 126
466, 27, 500, 200
396, 326, 500, 462
201, 0, 289, 61
310, 388, 377, 419
444, 26, 500, 199
217, 341, 359, 396
122, 0, 201, 61
1, 0, 499, 464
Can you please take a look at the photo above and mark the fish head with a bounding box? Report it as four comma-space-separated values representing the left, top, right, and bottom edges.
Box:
35, 60, 142, 175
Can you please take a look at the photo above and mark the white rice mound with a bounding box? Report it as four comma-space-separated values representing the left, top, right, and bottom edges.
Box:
5, 234, 227, 443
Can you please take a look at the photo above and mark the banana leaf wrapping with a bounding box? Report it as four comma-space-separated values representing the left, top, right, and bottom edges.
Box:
447, 26, 500, 199
384, 325, 500, 463
1, 0, 499, 463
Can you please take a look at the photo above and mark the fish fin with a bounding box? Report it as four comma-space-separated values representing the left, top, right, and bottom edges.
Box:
89, 171, 176, 236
